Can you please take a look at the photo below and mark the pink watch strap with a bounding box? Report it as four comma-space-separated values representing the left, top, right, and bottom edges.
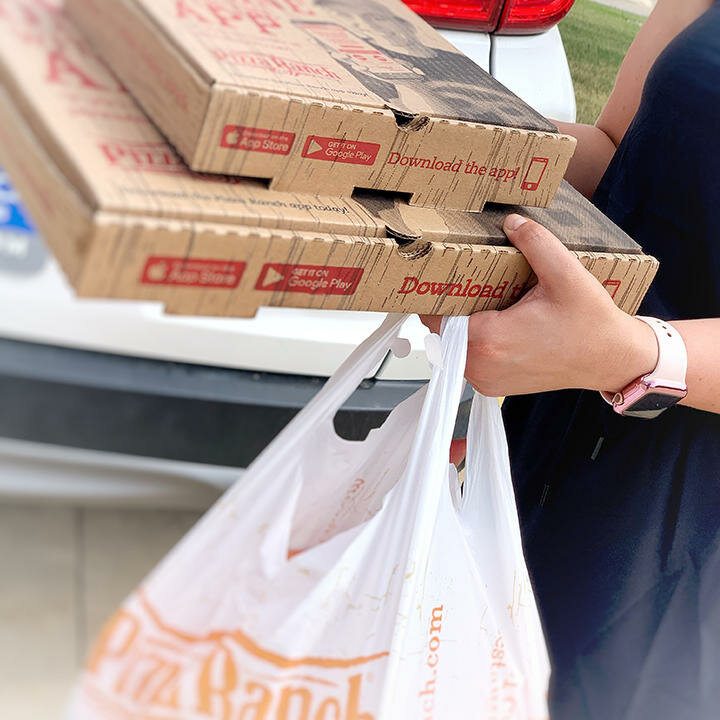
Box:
635, 316, 688, 386
600, 316, 688, 406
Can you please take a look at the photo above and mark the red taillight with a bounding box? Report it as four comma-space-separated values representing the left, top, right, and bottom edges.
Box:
496, 0, 576, 34
401, 1, 505, 32
402, 0, 576, 33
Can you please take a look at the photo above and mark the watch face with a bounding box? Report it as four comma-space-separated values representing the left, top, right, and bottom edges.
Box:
624, 391, 680, 419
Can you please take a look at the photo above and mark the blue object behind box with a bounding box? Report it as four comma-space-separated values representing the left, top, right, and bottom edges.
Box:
0, 168, 47, 275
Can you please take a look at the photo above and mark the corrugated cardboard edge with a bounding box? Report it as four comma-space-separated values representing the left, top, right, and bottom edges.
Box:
73, 214, 658, 318
193, 92, 576, 206
0, 86, 92, 283
0, 71, 657, 319
573, 251, 658, 316
66, 0, 577, 211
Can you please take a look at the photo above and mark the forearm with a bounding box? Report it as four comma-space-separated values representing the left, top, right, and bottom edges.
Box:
674, 320, 720, 414
597, 317, 720, 414
554, 120, 617, 199
433, 216, 720, 420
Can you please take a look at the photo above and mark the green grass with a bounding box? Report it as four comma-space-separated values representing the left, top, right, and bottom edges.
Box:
559, 0, 644, 124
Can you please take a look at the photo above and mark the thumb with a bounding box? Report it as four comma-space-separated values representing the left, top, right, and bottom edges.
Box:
503, 214, 585, 294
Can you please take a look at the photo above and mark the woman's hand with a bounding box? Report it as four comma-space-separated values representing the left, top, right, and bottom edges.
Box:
422, 215, 658, 398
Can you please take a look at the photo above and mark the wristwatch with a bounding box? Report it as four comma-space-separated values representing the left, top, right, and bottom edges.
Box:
601, 316, 688, 419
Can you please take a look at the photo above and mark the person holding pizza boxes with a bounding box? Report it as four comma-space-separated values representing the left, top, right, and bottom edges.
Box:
425, 1, 720, 717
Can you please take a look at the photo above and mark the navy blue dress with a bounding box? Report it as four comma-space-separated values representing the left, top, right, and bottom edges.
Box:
502, 6, 720, 719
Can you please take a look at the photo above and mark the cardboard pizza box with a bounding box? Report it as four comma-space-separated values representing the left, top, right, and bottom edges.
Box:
0, 0, 656, 319
66, 0, 577, 212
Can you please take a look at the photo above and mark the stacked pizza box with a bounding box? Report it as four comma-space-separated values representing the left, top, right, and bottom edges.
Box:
0, 0, 657, 317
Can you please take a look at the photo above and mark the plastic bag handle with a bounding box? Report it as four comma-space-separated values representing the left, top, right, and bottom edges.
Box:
247, 313, 406, 477
375, 315, 469, 715
383, 314, 469, 516
299, 313, 406, 424
461, 392, 523, 554
459, 392, 551, 697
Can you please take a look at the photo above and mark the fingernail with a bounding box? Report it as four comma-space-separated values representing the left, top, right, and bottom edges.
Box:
504, 214, 528, 231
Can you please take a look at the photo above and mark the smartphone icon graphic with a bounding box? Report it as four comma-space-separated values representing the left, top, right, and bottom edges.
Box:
521, 156, 549, 191
603, 279, 621, 299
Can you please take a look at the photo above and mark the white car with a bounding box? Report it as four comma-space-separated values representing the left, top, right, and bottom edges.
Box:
0, 0, 577, 508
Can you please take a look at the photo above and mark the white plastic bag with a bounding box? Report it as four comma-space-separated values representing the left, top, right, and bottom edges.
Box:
69, 314, 549, 720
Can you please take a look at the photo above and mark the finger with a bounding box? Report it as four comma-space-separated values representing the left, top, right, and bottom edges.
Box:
503, 214, 585, 295
419, 314, 442, 334
450, 438, 467, 467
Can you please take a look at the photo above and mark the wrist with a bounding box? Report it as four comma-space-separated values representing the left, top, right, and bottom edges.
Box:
596, 315, 659, 393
